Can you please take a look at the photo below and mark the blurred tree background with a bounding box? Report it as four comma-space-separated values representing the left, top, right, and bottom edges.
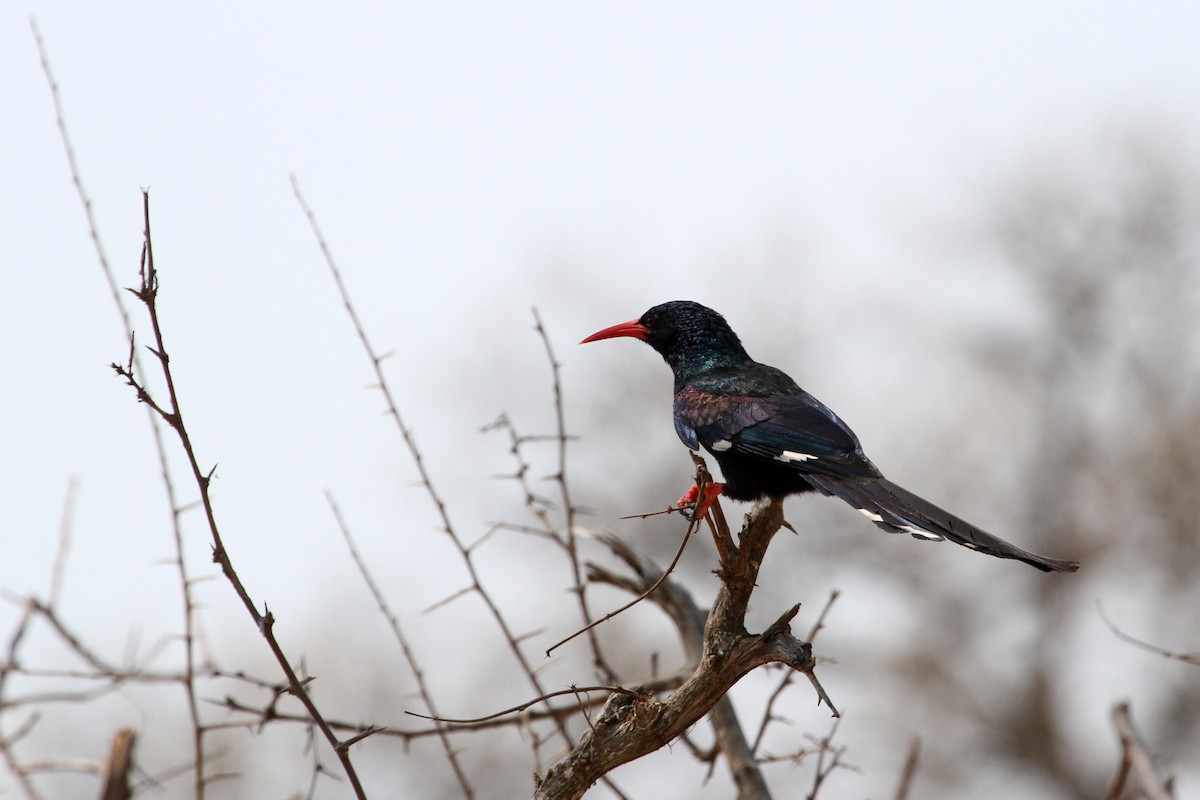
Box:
558, 126, 1200, 798
3, 6, 1199, 798
5, 122, 1195, 800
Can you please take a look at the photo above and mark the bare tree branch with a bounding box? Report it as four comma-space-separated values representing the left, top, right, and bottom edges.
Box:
34, 23, 208, 796
591, 527, 771, 800
291, 178, 633, 798
891, 737, 920, 800
536, 497, 831, 800
803, 720, 847, 800
1104, 702, 1174, 800
1099, 603, 1200, 667
111, 193, 369, 799
97, 729, 135, 800
326, 492, 474, 799
530, 309, 616, 681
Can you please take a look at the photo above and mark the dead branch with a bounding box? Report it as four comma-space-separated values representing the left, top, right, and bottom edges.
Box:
891, 737, 920, 800
591, 528, 769, 798
485, 405, 616, 681
111, 193, 369, 799
1104, 702, 1174, 800
34, 24, 207, 797
292, 180, 636, 798
1099, 604, 1200, 667
548, 513, 702, 657
803, 720, 848, 800
530, 309, 615, 680
98, 729, 135, 800
536, 497, 830, 800
326, 493, 474, 799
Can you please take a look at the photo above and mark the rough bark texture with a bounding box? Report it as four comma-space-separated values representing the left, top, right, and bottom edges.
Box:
537, 497, 821, 800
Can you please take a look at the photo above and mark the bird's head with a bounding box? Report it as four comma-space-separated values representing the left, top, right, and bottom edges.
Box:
581, 301, 752, 380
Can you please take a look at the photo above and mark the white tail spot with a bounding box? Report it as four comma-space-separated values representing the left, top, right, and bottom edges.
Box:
712, 439, 732, 452
776, 450, 817, 463
899, 524, 942, 540
858, 508, 884, 522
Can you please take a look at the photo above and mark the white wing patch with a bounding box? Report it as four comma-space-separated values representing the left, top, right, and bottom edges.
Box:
775, 450, 817, 463
858, 509, 944, 541
898, 524, 942, 541
711, 439, 733, 452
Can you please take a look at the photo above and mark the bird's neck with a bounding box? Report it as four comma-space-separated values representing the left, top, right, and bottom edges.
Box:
666, 345, 753, 387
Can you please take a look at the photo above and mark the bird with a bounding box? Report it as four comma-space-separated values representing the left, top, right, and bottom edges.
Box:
581, 300, 1079, 573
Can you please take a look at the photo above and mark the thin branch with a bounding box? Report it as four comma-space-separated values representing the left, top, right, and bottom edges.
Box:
0, 710, 43, 800
1099, 602, 1200, 667
48, 478, 78, 609
750, 589, 842, 754
750, 672, 795, 756
1104, 702, 1174, 800
546, 510, 702, 657
291, 179, 602, 774
407, 685, 642, 725
486, 409, 617, 680
112, 193, 368, 799
31, 19, 118, 318
804, 720, 848, 800
806, 591, 840, 643
891, 737, 920, 800
530, 309, 616, 682
1, 596, 176, 686
325, 492, 474, 800
34, 23, 207, 797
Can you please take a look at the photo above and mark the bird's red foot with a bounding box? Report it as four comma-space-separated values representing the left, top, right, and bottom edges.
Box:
676, 482, 725, 520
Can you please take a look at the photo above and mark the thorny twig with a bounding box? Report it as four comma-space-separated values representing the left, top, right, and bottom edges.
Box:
530, 309, 618, 681
33, 22, 207, 797
546, 505, 703, 657
325, 492, 474, 799
291, 177, 631, 798
537, 495, 834, 800
805, 720, 850, 800
751, 591, 841, 756
545, 451, 732, 656
112, 192, 370, 799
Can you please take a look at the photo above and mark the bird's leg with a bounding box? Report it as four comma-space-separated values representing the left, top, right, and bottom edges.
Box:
676, 481, 725, 520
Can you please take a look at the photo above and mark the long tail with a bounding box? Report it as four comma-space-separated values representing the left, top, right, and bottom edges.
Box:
806, 475, 1079, 573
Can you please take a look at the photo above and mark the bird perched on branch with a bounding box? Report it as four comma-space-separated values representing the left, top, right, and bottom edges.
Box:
581, 300, 1078, 573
